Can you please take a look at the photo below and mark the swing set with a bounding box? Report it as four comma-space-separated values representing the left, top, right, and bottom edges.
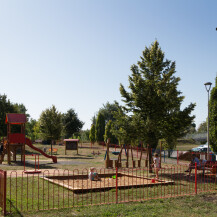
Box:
105, 139, 148, 168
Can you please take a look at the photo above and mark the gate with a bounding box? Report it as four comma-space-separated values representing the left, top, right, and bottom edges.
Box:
0, 169, 6, 216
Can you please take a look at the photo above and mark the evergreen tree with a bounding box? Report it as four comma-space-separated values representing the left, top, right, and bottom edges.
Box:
63, 109, 84, 139
119, 41, 195, 166
95, 112, 105, 143
209, 77, 217, 152
89, 124, 96, 145
91, 115, 96, 125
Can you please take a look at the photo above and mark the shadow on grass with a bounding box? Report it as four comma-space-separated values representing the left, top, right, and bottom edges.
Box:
6, 199, 24, 217
57, 156, 94, 160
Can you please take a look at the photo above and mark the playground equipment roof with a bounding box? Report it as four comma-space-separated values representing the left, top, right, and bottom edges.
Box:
5, 113, 27, 124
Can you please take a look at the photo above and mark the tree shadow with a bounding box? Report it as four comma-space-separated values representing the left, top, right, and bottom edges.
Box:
57, 156, 94, 160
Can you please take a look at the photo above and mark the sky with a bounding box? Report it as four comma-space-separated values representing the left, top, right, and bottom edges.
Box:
0, 0, 217, 130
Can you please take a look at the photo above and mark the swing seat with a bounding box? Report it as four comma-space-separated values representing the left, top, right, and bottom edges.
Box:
112, 151, 120, 155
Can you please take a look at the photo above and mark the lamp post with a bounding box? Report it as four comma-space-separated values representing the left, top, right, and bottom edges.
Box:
204, 82, 212, 160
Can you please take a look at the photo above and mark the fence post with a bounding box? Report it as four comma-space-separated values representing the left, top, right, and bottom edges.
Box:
0, 170, 7, 216
116, 167, 118, 204
4, 171, 6, 216
195, 162, 197, 195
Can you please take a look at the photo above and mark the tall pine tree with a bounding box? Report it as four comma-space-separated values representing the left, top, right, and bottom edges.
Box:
89, 124, 96, 145
120, 41, 195, 166
95, 112, 105, 143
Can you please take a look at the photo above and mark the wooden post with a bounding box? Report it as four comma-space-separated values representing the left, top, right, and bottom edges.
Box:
77, 141, 78, 154
131, 146, 135, 168
51, 140, 53, 156
105, 138, 110, 168
13, 147, 16, 161
7, 144, 11, 164
22, 144, 25, 162
126, 144, 129, 168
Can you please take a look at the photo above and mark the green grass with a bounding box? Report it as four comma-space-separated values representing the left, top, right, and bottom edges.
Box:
2, 140, 216, 217
5, 166, 217, 216
4, 192, 217, 217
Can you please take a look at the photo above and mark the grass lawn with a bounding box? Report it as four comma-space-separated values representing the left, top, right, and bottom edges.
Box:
3, 192, 217, 217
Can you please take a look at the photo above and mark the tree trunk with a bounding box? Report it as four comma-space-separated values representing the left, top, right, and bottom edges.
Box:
148, 147, 153, 173
51, 140, 53, 156
168, 150, 171, 158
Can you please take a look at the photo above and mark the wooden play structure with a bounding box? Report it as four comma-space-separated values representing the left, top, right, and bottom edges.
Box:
0, 113, 57, 164
105, 139, 146, 168
64, 139, 79, 155
0, 114, 27, 164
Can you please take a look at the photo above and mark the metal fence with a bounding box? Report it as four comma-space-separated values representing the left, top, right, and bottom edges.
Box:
3, 164, 217, 215
0, 169, 6, 216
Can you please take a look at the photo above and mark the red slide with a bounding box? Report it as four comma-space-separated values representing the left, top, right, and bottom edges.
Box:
25, 138, 57, 163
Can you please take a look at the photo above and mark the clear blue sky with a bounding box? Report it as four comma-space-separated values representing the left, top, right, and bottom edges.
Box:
0, 0, 217, 130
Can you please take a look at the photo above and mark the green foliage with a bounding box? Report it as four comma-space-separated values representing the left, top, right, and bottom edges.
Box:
26, 118, 38, 141
89, 124, 96, 144
209, 77, 217, 152
80, 129, 90, 142
0, 94, 18, 136
104, 120, 117, 144
62, 108, 84, 139
39, 105, 63, 141
197, 121, 207, 133
112, 105, 143, 145
91, 115, 96, 125
119, 41, 195, 150
188, 123, 197, 134
95, 112, 105, 142
96, 101, 120, 123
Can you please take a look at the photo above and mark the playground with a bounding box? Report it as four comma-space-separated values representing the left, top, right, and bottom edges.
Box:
0, 114, 217, 216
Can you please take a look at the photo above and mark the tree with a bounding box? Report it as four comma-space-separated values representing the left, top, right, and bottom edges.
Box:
197, 121, 207, 133
26, 118, 37, 141
95, 112, 105, 143
80, 129, 90, 142
209, 77, 217, 152
97, 101, 120, 124
161, 104, 195, 152
39, 105, 63, 149
63, 109, 84, 139
89, 124, 96, 145
104, 120, 117, 144
0, 94, 18, 136
91, 115, 96, 125
32, 121, 41, 140
119, 41, 195, 167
